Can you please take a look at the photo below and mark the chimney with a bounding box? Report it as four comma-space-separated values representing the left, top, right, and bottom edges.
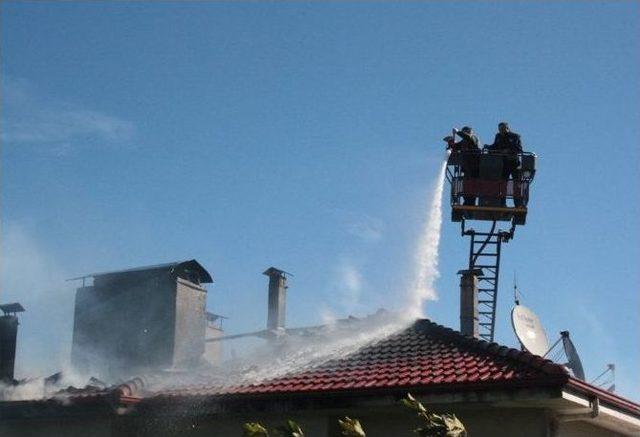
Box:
263, 267, 288, 331
70, 260, 213, 378
0, 303, 25, 382
458, 270, 481, 338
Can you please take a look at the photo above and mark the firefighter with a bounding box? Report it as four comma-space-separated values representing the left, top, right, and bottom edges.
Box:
484, 122, 523, 206
448, 126, 480, 206
448, 126, 480, 153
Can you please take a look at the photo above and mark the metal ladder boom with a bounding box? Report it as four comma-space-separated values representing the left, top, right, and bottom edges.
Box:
466, 222, 503, 342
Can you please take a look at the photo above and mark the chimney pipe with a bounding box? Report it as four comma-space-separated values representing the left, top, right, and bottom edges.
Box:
458, 270, 481, 338
0, 302, 25, 382
263, 267, 288, 331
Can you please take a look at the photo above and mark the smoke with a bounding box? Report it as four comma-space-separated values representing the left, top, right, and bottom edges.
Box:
0, 224, 76, 378
234, 314, 406, 385
0, 224, 101, 402
403, 158, 448, 320
333, 259, 364, 311
0, 372, 91, 402
0, 379, 48, 402
151, 310, 408, 392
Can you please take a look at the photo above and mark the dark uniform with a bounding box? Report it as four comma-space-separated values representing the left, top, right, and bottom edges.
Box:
485, 129, 523, 206
485, 131, 522, 176
450, 130, 480, 153
449, 128, 480, 205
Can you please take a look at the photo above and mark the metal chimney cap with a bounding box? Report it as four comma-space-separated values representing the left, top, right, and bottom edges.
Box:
0, 302, 25, 315
457, 269, 484, 277
262, 267, 292, 277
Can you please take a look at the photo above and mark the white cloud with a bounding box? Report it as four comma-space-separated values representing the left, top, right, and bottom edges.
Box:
2, 78, 134, 145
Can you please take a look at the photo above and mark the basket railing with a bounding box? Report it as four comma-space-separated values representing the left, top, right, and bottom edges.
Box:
445, 151, 536, 207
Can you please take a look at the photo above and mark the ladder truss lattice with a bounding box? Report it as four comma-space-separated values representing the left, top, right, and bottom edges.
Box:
466, 221, 506, 342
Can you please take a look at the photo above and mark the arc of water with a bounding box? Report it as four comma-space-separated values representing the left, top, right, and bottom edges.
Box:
404, 158, 447, 319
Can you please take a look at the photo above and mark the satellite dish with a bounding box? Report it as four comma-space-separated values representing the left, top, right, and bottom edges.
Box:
511, 304, 550, 357
561, 331, 585, 380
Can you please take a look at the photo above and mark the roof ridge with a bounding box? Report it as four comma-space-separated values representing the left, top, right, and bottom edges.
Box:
413, 318, 568, 377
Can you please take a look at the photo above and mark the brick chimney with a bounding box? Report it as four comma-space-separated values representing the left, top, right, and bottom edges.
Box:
458, 270, 481, 338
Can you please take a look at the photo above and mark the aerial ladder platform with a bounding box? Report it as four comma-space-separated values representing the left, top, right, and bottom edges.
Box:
445, 139, 537, 342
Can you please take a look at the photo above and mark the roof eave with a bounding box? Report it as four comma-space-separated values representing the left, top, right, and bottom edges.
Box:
145, 374, 570, 407
564, 377, 640, 417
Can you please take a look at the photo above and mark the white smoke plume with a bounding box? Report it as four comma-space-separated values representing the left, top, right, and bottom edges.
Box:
150, 310, 409, 392
0, 224, 74, 377
0, 224, 101, 400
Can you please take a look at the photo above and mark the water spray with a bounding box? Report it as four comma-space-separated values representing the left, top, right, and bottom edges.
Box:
404, 155, 448, 320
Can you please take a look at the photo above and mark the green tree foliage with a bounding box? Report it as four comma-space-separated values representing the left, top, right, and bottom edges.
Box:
243, 393, 466, 437
338, 417, 366, 436
401, 393, 467, 437
274, 419, 305, 437
242, 420, 304, 437
242, 422, 269, 437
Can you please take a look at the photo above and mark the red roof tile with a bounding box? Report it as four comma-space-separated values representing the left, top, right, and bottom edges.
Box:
4, 320, 638, 418
152, 319, 570, 399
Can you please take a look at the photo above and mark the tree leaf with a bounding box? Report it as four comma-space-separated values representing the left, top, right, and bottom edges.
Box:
402, 393, 467, 437
243, 422, 269, 437
338, 417, 366, 437
401, 393, 428, 414
273, 419, 305, 437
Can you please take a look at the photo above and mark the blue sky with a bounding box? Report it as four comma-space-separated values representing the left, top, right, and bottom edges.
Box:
1, 2, 638, 400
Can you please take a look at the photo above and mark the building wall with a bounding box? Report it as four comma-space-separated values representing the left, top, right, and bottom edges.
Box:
126, 410, 330, 437
121, 403, 625, 437
203, 324, 224, 366
111, 404, 556, 437
1, 402, 631, 437
70, 270, 213, 379
556, 420, 626, 437
172, 278, 207, 368
70, 273, 177, 379
0, 416, 113, 437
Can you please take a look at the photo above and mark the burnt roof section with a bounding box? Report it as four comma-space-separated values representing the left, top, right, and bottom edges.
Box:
0, 303, 25, 315
71, 259, 213, 284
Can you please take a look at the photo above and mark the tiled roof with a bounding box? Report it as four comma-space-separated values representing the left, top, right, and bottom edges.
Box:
151, 319, 569, 399
2, 319, 639, 418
